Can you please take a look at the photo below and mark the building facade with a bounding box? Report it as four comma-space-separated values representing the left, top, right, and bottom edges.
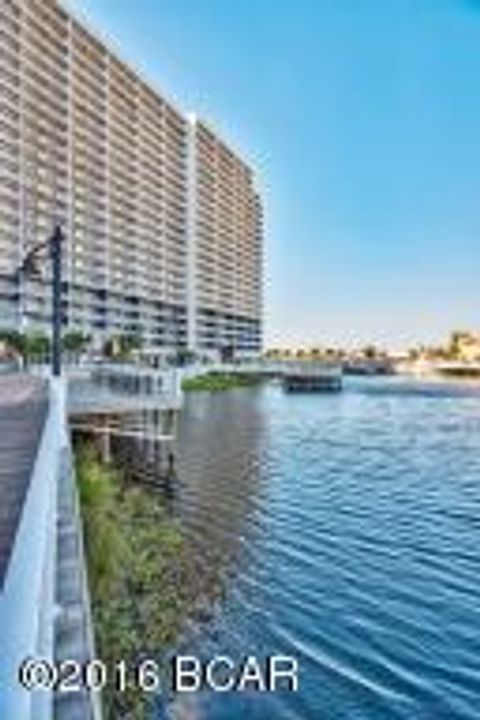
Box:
0, 0, 263, 357
187, 117, 263, 356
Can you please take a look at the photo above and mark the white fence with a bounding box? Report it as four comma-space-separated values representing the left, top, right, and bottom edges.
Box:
68, 365, 183, 414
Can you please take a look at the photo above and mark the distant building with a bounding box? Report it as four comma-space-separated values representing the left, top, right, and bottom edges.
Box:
449, 332, 480, 362
0, 0, 263, 358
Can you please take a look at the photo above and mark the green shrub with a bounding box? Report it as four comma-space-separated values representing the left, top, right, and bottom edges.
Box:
75, 444, 192, 719
182, 372, 262, 391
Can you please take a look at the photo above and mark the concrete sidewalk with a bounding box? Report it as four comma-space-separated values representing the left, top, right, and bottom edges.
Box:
0, 374, 48, 589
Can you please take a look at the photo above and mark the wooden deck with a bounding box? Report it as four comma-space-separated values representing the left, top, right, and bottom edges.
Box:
0, 375, 48, 590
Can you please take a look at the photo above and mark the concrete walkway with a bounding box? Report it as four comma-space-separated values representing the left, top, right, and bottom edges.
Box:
0, 375, 48, 590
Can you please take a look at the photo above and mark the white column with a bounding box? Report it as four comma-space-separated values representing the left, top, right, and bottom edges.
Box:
17, 0, 26, 330
186, 113, 198, 353
66, 16, 74, 326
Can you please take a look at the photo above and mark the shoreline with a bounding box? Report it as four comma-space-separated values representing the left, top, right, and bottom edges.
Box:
182, 371, 264, 392
75, 442, 195, 719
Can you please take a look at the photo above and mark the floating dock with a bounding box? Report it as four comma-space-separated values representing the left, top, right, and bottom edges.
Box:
282, 363, 343, 392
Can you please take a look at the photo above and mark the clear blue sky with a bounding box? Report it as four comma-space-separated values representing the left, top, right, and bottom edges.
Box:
68, 0, 480, 349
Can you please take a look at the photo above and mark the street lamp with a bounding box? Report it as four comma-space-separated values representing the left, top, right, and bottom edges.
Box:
16, 224, 65, 377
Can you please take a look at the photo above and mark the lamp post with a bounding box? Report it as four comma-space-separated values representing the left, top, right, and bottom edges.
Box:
17, 224, 65, 377
50, 225, 63, 378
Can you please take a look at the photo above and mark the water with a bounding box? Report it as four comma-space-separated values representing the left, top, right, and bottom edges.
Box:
158, 377, 480, 720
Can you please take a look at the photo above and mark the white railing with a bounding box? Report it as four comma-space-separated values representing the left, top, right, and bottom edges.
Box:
68, 364, 183, 413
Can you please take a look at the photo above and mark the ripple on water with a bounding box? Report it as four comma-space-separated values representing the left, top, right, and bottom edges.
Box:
158, 381, 480, 720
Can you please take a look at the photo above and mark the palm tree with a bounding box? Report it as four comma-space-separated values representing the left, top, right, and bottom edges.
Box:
24, 332, 50, 365
63, 330, 91, 364
362, 345, 378, 360
0, 329, 50, 366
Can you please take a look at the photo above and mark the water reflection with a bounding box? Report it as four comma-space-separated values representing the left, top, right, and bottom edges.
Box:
174, 388, 269, 586
163, 380, 480, 720
114, 379, 480, 720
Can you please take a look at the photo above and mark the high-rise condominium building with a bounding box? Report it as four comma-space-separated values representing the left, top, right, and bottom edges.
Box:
187, 117, 263, 355
0, 0, 263, 357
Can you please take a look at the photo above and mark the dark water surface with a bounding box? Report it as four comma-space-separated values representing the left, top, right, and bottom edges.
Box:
159, 377, 480, 720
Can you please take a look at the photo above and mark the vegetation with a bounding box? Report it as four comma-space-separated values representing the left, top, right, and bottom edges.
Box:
103, 333, 143, 361
361, 345, 380, 360
62, 330, 91, 361
1, 327, 89, 365
182, 371, 262, 392
446, 330, 480, 362
0, 328, 52, 365
24, 332, 50, 362
75, 444, 193, 719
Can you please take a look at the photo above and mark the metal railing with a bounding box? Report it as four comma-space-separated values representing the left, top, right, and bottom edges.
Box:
67, 363, 183, 414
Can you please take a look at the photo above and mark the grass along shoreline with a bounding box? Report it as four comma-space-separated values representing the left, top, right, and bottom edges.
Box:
75, 443, 194, 719
181, 371, 263, 391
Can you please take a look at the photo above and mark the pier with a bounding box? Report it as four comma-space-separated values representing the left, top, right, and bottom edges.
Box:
204, 359, 344, 392
281, 362, 343, 392
68, 365, 182, 476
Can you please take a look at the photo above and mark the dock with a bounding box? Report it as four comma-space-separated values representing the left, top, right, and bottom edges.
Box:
281, 363, 343, 392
